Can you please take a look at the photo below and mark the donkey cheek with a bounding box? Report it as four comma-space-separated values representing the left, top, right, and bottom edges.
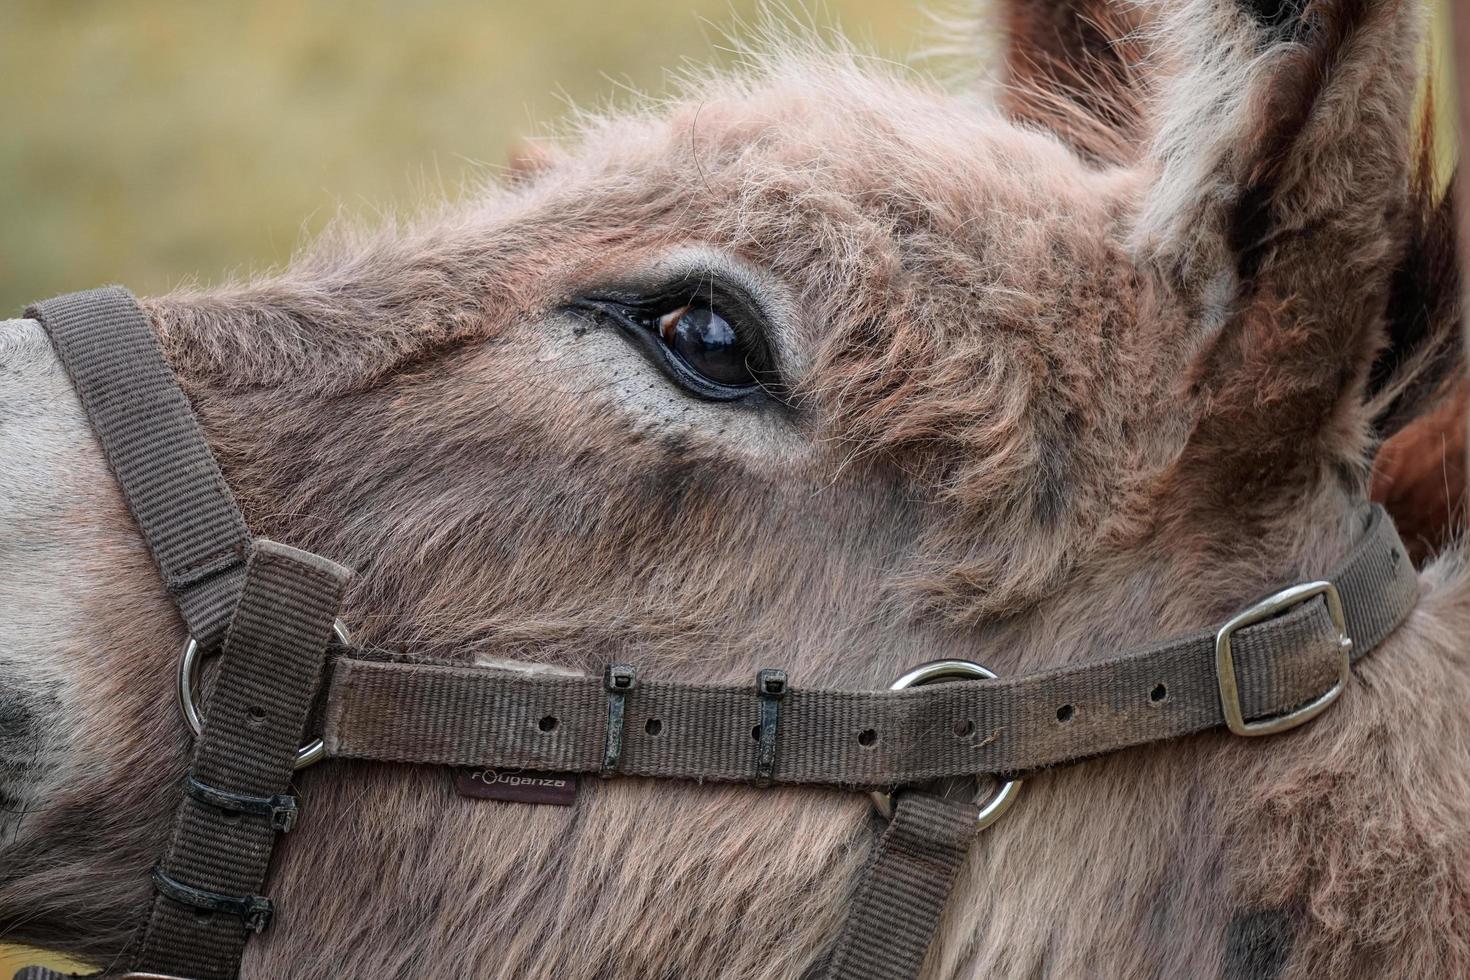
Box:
0, 698, 33, 740
0, 692, 54, 820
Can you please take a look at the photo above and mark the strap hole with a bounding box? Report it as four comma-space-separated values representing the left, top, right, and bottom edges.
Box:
1055, 704, 1075, 724
857, 728, 878, 747
1150, 683, 1168, 704
952, 719, 975, 738
246, 706, 267, 727
537, 715, 559, 733
751, 724, 762, 741
645, 718, 663, 736
193, 908, 215, 923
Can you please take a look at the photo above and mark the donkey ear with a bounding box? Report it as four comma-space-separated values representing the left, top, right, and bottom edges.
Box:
504, 138, 557, 186
984, 0, 1155, 163
1129, 0, 1451, 473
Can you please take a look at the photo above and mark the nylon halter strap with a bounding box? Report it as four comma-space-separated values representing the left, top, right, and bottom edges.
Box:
16, 287, 1421, 980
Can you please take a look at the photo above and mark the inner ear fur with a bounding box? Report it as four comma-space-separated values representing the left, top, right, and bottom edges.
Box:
987, 0, 1156, 164
1130, 0, 1442, 482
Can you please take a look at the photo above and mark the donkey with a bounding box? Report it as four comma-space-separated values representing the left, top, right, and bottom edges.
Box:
1, 0, 1465, 977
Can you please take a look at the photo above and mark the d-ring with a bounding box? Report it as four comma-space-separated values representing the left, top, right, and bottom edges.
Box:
177, 620, 351, 770
869, 658, 1022, 831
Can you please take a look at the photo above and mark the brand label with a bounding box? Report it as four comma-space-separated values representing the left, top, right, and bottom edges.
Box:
452, 767, 578, 806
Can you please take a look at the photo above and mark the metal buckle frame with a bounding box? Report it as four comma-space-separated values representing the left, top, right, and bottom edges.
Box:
1215, 580, 1353, 737
176, 619, 351, 770
869, 659, 1022, 830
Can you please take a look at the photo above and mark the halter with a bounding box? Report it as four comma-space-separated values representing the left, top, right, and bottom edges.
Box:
15, 287, 1421, 980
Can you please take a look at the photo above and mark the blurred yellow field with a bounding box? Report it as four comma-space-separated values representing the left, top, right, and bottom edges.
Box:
0, 944, 88, 976
0, 0, 920, 317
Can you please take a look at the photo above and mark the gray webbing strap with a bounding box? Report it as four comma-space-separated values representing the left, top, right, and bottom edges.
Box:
25, 287, 250, 650
323, 504, 1417, 785
821, 792, 978, 980
128, 540, 349, 980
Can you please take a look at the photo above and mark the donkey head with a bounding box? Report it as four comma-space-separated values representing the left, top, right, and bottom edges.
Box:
2, 0, 1455, 975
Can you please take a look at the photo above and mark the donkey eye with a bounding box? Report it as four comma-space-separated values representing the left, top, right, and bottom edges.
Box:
653, 304, 753, 387
572, 288, 771, 402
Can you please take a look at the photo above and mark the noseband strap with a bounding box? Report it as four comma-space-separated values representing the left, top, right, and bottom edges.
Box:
15, 287, 1423, 980
25, 287, 252, 651
321, 501, 1413, 786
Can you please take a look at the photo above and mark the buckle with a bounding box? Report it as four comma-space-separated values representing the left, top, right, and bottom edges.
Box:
1215, 581, 1352, 737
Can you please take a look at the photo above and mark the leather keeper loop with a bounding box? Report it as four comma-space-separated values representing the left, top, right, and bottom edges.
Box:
602, 663, 637, 777
149, 868, 275, 934
184, 774, 300, 833
754, 669, 788, 786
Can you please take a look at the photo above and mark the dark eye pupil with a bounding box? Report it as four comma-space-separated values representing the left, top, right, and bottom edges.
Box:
664, 305, 752, 387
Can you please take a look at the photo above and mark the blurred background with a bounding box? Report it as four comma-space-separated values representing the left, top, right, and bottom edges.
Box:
2, 2, 1457, 318
0, 0, 1455, 975
0, 0, 921, 317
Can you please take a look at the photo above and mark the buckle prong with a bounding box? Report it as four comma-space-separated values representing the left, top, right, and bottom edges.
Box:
1215, 580, 1352, 737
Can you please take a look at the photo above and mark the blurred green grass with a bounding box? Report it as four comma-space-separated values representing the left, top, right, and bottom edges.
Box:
0, 0, 923, 316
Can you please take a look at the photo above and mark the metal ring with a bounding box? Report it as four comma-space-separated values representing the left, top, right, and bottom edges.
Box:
177, 620, 350, 771
869, 658, 1023, 831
